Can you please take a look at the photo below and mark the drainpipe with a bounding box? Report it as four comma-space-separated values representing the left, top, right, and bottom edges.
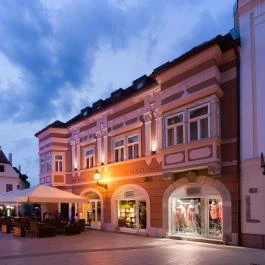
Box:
233, 42, 241, 246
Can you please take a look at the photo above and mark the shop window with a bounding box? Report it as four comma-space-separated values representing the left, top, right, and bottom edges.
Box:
54, 155, 63, 172
209, 198, 223, 239
188, 104, 209, 141
166, 113, 184, 147
127, 135, 139, 159
119, 200, 136, 228
113, 139, 125, 162
118, 200, 146, 230
139, 201, 147, 229
171, 197, 222, 239
85, 149, 94, 168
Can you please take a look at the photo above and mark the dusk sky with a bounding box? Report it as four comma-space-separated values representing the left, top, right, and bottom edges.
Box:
0, 0, 235, 185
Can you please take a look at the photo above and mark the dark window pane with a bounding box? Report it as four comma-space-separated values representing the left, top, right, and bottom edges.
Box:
190, 122, 198, 141
200, 118, 209, 138
128, 146, 133, 159
0, 165, 4, 172
128, 136, 139, 143
167, 114, 183, 126
167, 128, 174, 146
176, 126, 184, 144
134, 144, 139, 158
189, 106, 208, 119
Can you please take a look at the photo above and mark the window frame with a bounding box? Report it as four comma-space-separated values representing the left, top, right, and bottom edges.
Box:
113, 138, 125, 163
0, 164, 4, 172
127, 134, 140, 160
165, 111, 185, 147
188, 103, 210, 142
53, 153, 64, 172
85, 147, 95, 169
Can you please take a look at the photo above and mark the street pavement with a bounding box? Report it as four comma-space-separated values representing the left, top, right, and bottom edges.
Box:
0, 230, 264, 265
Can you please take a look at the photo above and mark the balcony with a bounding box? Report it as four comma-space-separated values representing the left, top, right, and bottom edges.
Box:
162, 137, 221, 175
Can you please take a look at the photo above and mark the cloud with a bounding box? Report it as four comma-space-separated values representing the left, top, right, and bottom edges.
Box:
0, 0, 234, 124
0, 0, 235, 185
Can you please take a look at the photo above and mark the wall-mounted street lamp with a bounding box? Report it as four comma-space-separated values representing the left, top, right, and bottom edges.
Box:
261, 152, 265, 175
93, 169, 108, 190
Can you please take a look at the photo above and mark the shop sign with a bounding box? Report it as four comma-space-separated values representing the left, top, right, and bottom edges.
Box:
124, 191, 134, 198
186, 187, 201, 196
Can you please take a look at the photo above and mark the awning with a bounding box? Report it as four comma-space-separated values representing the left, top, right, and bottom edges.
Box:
0, 184, 87, 204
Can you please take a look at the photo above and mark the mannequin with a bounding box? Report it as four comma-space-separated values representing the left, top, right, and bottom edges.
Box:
175, 200, 186, 233
187, 200, 197, 233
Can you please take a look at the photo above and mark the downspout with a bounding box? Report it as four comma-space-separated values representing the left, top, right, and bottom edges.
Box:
233, 42, 241, 246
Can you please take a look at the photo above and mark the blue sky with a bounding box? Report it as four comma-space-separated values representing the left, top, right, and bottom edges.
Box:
0, 0, 235, 185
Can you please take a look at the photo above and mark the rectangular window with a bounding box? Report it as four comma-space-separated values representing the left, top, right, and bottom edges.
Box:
0, 165, 4, 172
6, 184, 13, 192
166, 113, 184, 147
40, 157, 46, 174
188, 105, 209, 141
127, 135, 139, 159
46, 155, 52, 172
114, 139, 125, 162
85, 149, 94, 168
55, 155, 63, 172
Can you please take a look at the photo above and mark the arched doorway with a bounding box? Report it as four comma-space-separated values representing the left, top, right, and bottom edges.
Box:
163, 175, 232, 242
80, 188, 103, 229
111, 184, 150, 234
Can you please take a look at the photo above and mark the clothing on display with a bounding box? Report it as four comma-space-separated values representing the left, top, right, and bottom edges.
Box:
172, 197, 223, 239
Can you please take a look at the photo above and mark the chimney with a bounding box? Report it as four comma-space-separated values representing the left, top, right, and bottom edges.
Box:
8, 153, 12, 165
18, 165, 21, 172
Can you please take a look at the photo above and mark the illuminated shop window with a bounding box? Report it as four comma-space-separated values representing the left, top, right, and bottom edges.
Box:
118, 200, 146, 230
188, 104, 209, 141
166, 113, 184, 147
171, 197, 222, 239
127, 135, 139, 159
85, 149, 94, 168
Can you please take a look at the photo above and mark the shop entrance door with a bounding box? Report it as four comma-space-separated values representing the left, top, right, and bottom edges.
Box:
89, 200, 101, 229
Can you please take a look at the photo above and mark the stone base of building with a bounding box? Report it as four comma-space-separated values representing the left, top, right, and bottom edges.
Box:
241, 233, 265, 249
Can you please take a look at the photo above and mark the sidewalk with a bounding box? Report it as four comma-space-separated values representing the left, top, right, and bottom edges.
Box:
0, 230, 264, 265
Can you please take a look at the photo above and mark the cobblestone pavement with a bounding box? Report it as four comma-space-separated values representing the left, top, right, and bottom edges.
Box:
0, 230, 265, 265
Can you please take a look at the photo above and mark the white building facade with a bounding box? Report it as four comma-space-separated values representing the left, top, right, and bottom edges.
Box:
237, 0, 265, 248
0, 147, 21, 193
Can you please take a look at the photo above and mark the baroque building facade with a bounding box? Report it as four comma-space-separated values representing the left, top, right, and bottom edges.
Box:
35, 33, 240, 244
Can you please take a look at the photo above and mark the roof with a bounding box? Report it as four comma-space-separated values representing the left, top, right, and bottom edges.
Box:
0, 148, 10, 164
35, 31, 240, 137
151, 32, 240, 76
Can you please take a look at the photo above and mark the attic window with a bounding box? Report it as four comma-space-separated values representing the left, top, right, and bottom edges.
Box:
83, 110, 88, 116
0, 165, 4, 172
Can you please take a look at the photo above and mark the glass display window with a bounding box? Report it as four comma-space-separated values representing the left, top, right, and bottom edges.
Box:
118, 200, 136, 228
171, 196, 223, 240
208, 198, 222, 239
118, 199, 147, 230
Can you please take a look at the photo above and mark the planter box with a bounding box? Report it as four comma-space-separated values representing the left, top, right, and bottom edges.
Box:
13, 226, 25, 237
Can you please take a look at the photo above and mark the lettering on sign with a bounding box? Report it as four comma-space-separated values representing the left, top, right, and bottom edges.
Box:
186, 187, 201, 196
124, 191, 134, 198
